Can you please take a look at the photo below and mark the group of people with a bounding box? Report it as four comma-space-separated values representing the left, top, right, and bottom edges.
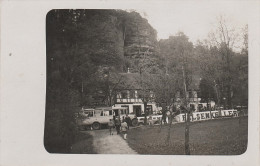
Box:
107, 114, 131, 140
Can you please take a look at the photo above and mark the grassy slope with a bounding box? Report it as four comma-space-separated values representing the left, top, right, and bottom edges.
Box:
126, 117, 248, 155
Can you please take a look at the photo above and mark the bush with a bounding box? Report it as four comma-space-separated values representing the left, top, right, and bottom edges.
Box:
44, 106, 78, 153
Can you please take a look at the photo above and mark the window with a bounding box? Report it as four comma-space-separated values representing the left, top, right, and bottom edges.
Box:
126, 90, 130, 98
138, 92, 143, 98
88, 111, 94, 117
146, 105, 153, 115
129, 90, 135, 98
113, 109, 119, 116
120, 109, 124, 114
121, 105, 129, 114
117, 92, 122, 99
121, 91, 127, 98
134, 90, 138, 98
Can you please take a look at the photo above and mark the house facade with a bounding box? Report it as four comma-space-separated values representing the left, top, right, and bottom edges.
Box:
113, 89, 160, 116
174, 90, 216, 112
174, 73, 216, 112
112, 71, 161, 116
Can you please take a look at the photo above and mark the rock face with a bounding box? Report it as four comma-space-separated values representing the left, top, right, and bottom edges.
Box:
78, 10, 158, 72
78, 10, 125, 70
122, 11, 159, 72
123, 11, 158, 58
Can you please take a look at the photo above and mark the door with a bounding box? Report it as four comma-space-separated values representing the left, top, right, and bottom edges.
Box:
133, 105, 142, 117
113, 109, 119, 116
146, 105, 153, 115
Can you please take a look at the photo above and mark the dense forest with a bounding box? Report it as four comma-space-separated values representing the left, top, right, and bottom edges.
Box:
44, 9, 248, 152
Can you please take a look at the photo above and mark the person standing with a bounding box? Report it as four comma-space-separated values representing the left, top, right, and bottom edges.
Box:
108, 119, 115, 135
121, 121, 128, 140
166, 110, 171, 124
115, 117, 121, 134
125, 114, 131, 130
162, 109, 167, 124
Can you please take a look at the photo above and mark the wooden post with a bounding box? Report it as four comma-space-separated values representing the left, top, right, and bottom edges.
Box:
81, 72, 84, 107
182, 65, 190, 155
166, 105, 174, 145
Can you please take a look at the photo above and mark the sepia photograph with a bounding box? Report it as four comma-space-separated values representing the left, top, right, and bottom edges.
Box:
1, 0, 260, 165
44, 7, 248, 155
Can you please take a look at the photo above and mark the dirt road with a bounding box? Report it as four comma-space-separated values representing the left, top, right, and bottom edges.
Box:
72, 129, 137, 154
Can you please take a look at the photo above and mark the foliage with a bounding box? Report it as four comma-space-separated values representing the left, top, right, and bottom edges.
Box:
205, 16, 248, 108
44, 10, 248, 152
45, 9, 159, 152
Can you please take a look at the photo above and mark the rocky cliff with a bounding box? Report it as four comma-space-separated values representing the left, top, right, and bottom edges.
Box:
77, 9, 159, 72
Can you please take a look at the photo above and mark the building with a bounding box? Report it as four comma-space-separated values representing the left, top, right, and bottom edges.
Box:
112, 70, 161, 116
174, 75, 215, 112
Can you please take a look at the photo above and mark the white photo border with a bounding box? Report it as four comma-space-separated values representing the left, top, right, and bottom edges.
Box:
0, 0, 259, 166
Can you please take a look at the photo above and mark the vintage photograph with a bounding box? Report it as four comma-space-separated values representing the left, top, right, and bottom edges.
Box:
44, 7, 248, 155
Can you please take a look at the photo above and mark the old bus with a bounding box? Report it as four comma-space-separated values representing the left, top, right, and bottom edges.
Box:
77, 107, 138, 130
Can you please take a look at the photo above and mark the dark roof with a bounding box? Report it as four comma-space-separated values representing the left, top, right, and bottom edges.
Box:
117, 72, 142, 89
117, 72, 201, 91
189, 74, 201, 90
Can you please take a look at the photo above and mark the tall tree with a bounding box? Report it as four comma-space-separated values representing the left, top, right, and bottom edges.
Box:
158, 32, 195, 154
208, 15, 241, 109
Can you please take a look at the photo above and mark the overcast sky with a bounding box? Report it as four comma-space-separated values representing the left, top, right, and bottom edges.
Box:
135, 1, 249, 44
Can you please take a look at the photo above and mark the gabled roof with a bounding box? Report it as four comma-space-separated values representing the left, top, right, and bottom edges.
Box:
189, 73, 201, 90
117, 72, 142, 89
117, 71, 201, 91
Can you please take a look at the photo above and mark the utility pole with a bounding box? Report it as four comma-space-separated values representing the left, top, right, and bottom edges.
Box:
182, 64, 190, 155
140, 66, 147, 125
140, 49, 150, 125
81, 72, 84, 107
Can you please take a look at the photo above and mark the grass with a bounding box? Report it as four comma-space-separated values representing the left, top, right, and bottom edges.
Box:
126, 117, 248, 155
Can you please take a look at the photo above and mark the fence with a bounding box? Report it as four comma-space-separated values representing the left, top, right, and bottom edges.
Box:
175, 109, 239, 122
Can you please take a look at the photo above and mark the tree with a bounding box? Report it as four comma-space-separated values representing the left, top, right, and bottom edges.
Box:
199, 78, 216, 103
208, 15, 241, 109
45, 9, 84, 152
45, 9, 127, 152
241, 24, 248, 56
158, 32, 195, 154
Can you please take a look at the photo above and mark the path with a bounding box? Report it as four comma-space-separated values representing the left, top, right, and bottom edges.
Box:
72, 129, 137, 154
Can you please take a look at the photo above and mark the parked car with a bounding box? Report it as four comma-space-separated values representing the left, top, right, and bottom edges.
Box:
137, 114, 162, 126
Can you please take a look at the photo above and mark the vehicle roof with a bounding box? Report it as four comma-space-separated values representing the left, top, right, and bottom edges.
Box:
83, 107, 127, 112
95, 107, 112, 111
112, 107, 127, 110
83, 108, 95, 111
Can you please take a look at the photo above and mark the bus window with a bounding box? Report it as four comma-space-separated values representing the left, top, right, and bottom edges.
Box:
102, 111, 108, 116
88, 111, 94, 117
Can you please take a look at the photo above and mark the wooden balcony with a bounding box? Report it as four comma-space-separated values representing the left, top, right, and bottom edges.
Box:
116, 98, 143, 103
